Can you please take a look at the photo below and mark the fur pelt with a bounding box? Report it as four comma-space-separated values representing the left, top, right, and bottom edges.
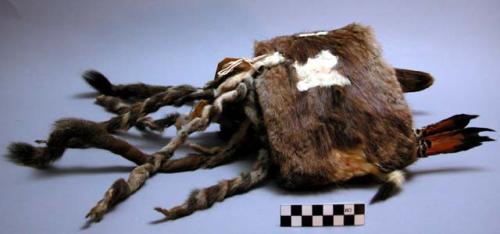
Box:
254, 24, 416, 188
5, 23, 493, 223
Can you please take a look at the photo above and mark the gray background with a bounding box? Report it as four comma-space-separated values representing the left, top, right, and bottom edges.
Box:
1, 0, 499, 233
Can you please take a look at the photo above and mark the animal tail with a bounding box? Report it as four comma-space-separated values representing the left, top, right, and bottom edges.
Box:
82, 70, 170, 99
6, 118, 149, 168
370, 170, 405, 203
82, 70, 115, 95
395, 68, 434, 93
415, 114, 494, 157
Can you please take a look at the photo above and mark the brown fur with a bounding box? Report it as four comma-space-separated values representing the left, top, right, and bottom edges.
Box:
83, 70, 169, 99
254, 24, 416, 188
5, 23, 493, 224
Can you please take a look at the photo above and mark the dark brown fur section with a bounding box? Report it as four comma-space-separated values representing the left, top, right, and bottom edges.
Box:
254, 24, 416, 188
161, 154, 208, 172
7, 143, 65, 169
395, 68, 434, 93
83, 70, 169, 99
95, 95, 130, 114
7, 118, 150, 167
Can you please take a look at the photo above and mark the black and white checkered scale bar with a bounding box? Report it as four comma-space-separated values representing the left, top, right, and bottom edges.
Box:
280, 203, 365, 227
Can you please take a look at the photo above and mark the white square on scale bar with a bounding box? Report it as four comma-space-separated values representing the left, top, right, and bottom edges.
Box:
302, 205, 312, 216
355, 215, 365, 225
313, 216, 323, 226
280, 205, 291, 216
333, 215, 344, 226
323, 204, 333, 215
291, 216, 302, 227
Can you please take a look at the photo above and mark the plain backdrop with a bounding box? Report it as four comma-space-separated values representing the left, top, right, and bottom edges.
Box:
1, 0, 499, 233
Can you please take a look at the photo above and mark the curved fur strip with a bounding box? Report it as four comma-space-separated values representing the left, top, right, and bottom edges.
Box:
154, 149, 269, 220
104, 85, 211, 132
6, 118, 150, 168
95, 95, 131, 114
83, 70, 170, 99
86, 82, 249, 223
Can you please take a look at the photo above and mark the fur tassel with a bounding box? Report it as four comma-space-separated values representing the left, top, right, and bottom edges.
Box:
83, 70, 114, 95
371, 170, 405, 203
6, 142, 64, 168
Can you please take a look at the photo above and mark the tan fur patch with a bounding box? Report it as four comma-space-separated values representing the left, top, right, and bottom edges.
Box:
327, 147, 379, 181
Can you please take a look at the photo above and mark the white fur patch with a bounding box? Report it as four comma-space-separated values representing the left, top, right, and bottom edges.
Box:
387, 170, 405, 187
297, 31, 328, 37
217, 59, 243, 78
214, 52, 285, 97
293, 50, 350, 91
252, 52, 285, 69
